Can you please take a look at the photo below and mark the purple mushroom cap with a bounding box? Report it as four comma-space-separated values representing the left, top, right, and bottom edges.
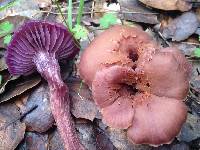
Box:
6, 21, 79, 75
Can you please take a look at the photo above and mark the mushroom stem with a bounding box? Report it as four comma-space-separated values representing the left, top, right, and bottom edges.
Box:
34, 52, 84, 150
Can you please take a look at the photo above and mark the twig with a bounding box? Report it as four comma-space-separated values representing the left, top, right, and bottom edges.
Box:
181, 42, 200, 46
40, 10, 159, 15
157, 31, 170, 46
54, 0, 68, 27
72, 0, 91, 5
44, 5, 53, 21
91, 0, 95, 18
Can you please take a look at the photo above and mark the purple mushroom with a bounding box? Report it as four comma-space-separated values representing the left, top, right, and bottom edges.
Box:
6, 21, 84, 150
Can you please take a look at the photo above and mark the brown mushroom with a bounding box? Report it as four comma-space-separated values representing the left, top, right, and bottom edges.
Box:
138, 0, 192, 12
79, 25, 190, 146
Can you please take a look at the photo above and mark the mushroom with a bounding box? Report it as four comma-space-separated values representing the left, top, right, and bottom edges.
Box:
79, 25, 190, 146
138, 0, 192, 12
6, 21, 84, 150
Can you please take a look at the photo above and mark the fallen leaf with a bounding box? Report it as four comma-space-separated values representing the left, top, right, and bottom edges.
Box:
16, 132, 48, 150
119, 0, 159, 24
0, 73, 19, 94
68, 79, 98, 121
48, 129, 64, 150
0, 103, 25, 150
162, 12, 199, 41
0, 56, 8, 71
76, 123, 97, 150
0, 74, 41, 103
33, 0, 51, 8
138, 0, 192, 11
95, 127, 117, 150
21, 84, 54, 133
0, 0, 42, 20
49, 122, 98, 150
106, 128, 152, 150
171, 42, 197, 56
178, 113, 200, 142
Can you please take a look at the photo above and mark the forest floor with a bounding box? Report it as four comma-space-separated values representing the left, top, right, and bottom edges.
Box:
0, 0, 200, 150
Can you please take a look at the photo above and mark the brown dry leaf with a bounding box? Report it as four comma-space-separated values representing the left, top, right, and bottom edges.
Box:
0, 74, 41, 103
49, 129, 64, 150
0, 48, 6, 71
0, 103, 25, 150
0, 0, 42, 20
49, 122, 115, 150
16, 132, 48, 150
93, 0, 105, 18
161, 12, 199, 41
171, 42, 196, 56
119, 0, 159, 24
95, 127, 117, 150
76, 123, 97, 150
178, 113, 200, 142
138, 0, 192, 11
106, 128, 152, 150
0, 57, 7, 71
67, 78, 98, 121
21, 84, 54, 133
0, 72, 19, 94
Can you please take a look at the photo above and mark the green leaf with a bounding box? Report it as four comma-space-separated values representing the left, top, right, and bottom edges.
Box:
99, 13, 118, 29
72, 24, 88, 40
3, 34, 12, 45
76, 0, 84, 25
194, 48, 200, 57
0, 21, 14, 36
67, 0, 73, 31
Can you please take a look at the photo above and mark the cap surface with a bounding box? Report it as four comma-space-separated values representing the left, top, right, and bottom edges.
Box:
79, 25, 191, 146
6, 21, 79, 75
79, 25, 158, 86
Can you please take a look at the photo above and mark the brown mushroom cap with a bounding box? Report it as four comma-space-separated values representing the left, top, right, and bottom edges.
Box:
79, 25, 190, 146
92, 65, 137, 129
79, 25, 159, 86
137, 47, 191, 100
127, 94, 187, 146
